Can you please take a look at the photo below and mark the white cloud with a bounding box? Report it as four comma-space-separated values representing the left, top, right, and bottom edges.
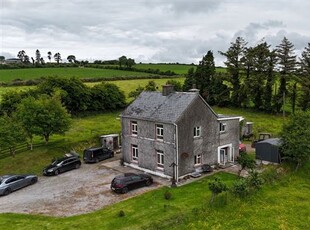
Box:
1, 0, 310, 65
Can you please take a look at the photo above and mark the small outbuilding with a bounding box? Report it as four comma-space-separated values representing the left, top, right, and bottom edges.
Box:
255, 138, 282, 164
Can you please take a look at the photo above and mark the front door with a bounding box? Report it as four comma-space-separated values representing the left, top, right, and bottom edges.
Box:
218, 144, 233, 165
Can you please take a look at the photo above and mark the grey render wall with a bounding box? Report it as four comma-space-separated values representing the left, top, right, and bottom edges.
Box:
176, 96, 219, 176
218, 119, 240, 158
122, 117, 175, 176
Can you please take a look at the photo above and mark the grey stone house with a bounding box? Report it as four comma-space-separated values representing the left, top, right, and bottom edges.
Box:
121, 85, 241, 181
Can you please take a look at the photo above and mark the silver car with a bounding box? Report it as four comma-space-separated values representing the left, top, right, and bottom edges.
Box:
0, 174, 38, 196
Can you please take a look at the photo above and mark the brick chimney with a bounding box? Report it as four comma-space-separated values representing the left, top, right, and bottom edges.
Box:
162, 85, 175, 96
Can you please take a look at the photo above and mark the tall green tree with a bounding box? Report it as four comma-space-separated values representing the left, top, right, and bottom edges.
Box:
298, 43, 310, 111
37, 77, 91, 114
17, 96, 71, 144
35, 49, 41, 64
275, 37, 297, 113
219, 37, 247, 107
89, 83, 126, 111
16, 97, 42, 150
126, 58, 135, 68
280, 111, 310, 170
54, 52, 62, 64
195, 50, 215, 101
17, 50, 26, 62
264, 49, 277, 113
47, 51, 52, 63
183, 67, 195, 91
118, 56, 127, 68
0, 115, 26, 157
248, 42, 271, 110
67, 55, 76, 63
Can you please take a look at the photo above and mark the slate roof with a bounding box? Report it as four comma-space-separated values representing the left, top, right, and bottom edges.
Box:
258, 138, 282, 146
122, 91, 200, 123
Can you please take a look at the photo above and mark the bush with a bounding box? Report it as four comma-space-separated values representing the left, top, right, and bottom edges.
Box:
164, 190, 172, 200
247, 170, 264, 189
118, 210, 125, 217
230, 178, 250, 198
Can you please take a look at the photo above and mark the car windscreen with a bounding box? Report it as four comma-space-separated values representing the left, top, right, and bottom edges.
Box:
51, 159, 63, 165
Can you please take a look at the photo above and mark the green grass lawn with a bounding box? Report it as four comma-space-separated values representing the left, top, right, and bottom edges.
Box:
0, 67, 154, 82
0, 166, 309, 230
0, 111, 121, 175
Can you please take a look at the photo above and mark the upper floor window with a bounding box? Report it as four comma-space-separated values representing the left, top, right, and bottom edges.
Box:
156, 124, 164, 140
194, 126, 201, 137
194, 154, 202, 165
220, 122, 226, 133
132, 144, 138, 162
157, 150, 164, 168
131, 121, 137, 135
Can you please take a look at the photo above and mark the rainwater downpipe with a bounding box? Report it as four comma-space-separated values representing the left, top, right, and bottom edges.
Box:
174, 123, 179, 183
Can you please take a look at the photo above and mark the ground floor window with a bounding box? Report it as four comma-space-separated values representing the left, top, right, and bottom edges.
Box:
194, 154, 202, 165
157, 150, 164, 168
132, 144, 138, 162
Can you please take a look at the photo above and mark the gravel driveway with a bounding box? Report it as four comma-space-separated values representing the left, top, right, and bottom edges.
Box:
0, 156, 169, 217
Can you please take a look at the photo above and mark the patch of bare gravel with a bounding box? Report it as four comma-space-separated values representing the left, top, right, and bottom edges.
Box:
0, 158, 168, 217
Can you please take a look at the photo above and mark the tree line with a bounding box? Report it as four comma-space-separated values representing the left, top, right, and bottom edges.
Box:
183, 36, 310, 113
0, 77, 126, 156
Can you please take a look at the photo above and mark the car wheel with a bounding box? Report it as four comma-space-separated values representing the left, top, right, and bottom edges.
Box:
54, 170, 59, 176
30, 178, 37, 185
145, 179, 152, 186
122, 187, 129, 194
75, 163, 81, 169
3, 188, 11, 196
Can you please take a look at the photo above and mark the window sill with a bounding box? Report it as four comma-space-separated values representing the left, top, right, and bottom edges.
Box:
157, 166, 164, 171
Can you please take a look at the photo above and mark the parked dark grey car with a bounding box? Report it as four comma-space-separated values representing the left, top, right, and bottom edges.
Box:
0, 174, 38, 196
111, 173, 153, 194
83, 146, 114, 163
43, 152, 81, 176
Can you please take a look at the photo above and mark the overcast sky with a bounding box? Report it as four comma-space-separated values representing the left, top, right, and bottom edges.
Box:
1, 0, 310, 66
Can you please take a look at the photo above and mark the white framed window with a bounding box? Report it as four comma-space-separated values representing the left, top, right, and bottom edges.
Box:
132, 144, 138, 162
157, 150, 164, 168
220, 122, 226, 133
194, 154, 202, 165
156, 124, 164, 140
194, 126, 201, 137
131, 121, 137, 135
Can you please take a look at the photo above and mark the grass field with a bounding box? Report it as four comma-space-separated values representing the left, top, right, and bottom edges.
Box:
0, 67, 154, 82
0, 78, 185, 102
135, 63, 196, 75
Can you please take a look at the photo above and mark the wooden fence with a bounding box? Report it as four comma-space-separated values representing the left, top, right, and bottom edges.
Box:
0, 142, 36, 159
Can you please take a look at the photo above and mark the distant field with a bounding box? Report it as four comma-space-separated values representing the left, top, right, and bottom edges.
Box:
135, 64, 226, 74
0, 78, 185, 102
0, 67, 154, 82
135, 64, 196, 75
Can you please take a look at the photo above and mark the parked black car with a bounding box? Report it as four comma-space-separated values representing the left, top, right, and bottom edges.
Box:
83, 146, 114, 163
111, 173, 153, 194
43, 152, 81, 176
0, 174, 38, 196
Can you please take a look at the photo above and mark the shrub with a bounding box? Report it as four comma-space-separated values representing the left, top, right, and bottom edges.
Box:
230, 178, 250, 198
247, 170, 264, 189
118, 210, 125, 217
164, 190, 172, 200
